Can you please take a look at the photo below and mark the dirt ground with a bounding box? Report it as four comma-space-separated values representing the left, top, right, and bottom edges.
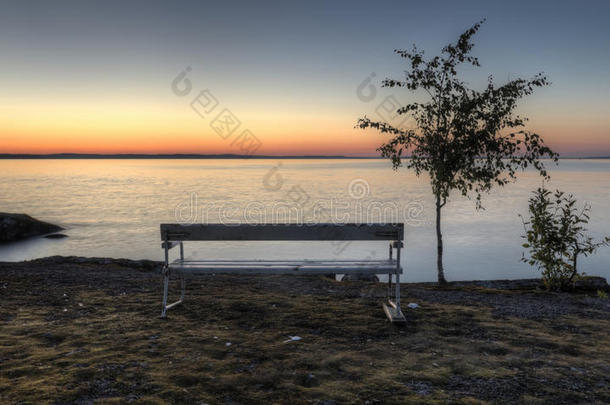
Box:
1, 257, 609, 404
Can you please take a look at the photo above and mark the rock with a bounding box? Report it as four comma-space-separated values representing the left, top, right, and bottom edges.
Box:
14, 255, 162, 272
573, 276, 609, 292
341, 273, 380, 282
450, 278, 544, 290
0, 213, 63, 243
298, 372, 318, 387
44, 233, 68, 239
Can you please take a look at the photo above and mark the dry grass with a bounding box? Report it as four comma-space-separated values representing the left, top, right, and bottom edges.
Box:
0, 259, 609, 404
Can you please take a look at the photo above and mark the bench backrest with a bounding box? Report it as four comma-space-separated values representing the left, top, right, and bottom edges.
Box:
160, 223, 403, 241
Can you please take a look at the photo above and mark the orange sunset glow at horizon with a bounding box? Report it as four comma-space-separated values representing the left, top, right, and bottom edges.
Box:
2, 104, 608, 157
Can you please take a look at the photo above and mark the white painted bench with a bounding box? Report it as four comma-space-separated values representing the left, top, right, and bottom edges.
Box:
160, 223, 405, 323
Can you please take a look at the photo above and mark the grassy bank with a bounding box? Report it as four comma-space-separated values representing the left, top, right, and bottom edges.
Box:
1, 258, 609, 404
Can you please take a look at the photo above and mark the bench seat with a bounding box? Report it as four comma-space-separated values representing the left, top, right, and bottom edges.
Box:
169, 259, 399, 275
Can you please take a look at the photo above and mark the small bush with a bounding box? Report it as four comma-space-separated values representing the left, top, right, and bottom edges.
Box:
520, 187, 609, 291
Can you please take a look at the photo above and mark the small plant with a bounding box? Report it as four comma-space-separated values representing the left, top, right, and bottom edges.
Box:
520, 186, 609, 291
597, 290, 608, 300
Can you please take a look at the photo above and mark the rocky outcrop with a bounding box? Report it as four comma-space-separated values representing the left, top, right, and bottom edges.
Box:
26, 256, 162, 272
0, 213, 64, 243
44, 233, 68, 239
426, 277, 608, 292
449, 278, 545, 290
573, 276, 609, 292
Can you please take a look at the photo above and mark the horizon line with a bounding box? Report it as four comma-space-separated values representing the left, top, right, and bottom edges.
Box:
1, 153, 609, 160
0, 153, 373, 159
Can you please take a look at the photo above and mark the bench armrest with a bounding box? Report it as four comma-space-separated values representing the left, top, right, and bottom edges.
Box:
162, 241, 180, 250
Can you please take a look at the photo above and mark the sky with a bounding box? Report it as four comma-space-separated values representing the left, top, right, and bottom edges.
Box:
1, 0, 609, 156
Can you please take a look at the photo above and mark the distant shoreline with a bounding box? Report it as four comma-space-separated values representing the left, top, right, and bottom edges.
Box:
0, 153, 374, 159
1, 153, 609, 160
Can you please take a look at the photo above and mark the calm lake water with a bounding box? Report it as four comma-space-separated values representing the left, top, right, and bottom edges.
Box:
0, 159, 609, 282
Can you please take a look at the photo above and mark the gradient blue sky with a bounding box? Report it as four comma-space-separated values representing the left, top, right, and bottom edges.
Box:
1, 0, 609, 155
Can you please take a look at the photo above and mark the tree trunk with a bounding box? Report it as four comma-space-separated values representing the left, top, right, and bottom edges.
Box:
568, 249, 579, 284
435, 195, 447, 285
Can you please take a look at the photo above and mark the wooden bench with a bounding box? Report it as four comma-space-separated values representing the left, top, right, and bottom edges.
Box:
160, 223, 406, 323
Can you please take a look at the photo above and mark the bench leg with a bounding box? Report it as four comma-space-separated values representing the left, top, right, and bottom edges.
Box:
395, 272, 401, 310
180, 275, 186, 302
382, 271, 406, 324
161, 269, 186, 318
161, 269, 170, 318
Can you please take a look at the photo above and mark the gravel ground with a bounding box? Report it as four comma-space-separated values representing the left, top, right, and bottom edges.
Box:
1, 256, 609, 404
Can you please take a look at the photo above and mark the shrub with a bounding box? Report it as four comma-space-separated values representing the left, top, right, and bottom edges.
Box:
520, 187, 609, 291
